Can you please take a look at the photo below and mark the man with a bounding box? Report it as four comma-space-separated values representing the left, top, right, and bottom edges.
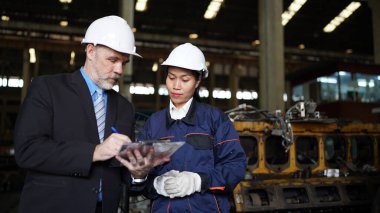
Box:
14, 15, 167, 213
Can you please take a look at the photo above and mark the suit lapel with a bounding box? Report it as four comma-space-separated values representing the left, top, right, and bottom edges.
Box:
105, 90, 117, 139
68, 70, 119, 144
69, 70, 99, 144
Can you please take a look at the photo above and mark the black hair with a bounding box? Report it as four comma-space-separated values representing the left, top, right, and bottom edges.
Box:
192, 70, 202, 102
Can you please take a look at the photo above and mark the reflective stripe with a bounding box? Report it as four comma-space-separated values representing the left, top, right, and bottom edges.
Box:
209, 186, 225, 191
212, 194, 222, 213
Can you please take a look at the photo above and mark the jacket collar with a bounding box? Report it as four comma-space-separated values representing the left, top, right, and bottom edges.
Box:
166, 99, 197, 128
68, 70, 117, 142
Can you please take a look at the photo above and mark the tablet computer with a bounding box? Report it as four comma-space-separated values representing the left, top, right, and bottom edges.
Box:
118, 140, 185, 160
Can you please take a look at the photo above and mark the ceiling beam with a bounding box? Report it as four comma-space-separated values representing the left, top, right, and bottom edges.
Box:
0, 21, 373, 62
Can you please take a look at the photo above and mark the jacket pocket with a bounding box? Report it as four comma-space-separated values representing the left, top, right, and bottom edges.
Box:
186, 133, 213, 150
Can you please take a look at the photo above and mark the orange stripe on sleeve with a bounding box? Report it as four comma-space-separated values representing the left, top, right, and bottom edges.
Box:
209, 186, 225, 191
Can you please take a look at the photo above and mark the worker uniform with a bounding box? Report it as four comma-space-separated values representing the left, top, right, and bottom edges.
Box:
139, 100, 246, 212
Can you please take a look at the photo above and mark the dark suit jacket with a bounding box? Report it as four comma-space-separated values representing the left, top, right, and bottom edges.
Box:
14, 70, 136, 213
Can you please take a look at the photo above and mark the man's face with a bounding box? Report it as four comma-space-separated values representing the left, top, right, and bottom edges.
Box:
85, 44, 130, 90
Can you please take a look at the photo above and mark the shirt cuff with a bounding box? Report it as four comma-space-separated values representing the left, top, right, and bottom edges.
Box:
131, 175, 147, 184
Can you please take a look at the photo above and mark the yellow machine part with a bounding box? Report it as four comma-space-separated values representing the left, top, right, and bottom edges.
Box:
232, 120, 380, 212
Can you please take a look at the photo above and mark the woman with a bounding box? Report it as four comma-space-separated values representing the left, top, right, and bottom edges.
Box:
139, 43, 246, 212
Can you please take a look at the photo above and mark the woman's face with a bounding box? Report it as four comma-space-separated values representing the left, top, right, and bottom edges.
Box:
166, 66, 200, 109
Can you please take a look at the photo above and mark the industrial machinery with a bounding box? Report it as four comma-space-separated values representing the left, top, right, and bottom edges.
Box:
228, 101, 380, 212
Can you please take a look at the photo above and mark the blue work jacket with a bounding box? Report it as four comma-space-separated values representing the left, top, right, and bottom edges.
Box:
138, 100, 246, 212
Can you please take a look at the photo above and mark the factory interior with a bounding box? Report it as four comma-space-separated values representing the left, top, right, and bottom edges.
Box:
1, 0, 380, 212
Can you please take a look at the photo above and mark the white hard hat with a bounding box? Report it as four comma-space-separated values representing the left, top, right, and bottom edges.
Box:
162, 43, 208, 78
82, 15, 141, 57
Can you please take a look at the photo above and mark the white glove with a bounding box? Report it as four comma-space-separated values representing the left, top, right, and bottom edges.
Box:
153, 170, 179, 197
164, 171, 201, 198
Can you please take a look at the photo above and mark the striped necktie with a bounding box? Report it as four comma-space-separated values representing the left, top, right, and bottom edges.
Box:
94, 88, 105, 202
94, 89, 105, 143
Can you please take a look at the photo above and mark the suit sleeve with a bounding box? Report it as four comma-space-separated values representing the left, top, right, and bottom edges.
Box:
14, 77, 96, 176
132, 117, 161, 199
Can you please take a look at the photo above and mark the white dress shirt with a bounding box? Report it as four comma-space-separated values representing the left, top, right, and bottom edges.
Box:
169, 98, 193, 120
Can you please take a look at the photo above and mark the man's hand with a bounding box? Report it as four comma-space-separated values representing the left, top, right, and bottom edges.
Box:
92, 133, 131, 162
115, 146, 170, 179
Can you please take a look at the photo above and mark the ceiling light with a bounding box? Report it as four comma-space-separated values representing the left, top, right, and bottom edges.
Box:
59, 0, 72, 3
283, 93, 288, 102
282, 0, 308, 26
1, 16, 10, 21
0, 78, 7, 87
60, 20, 68, 27
298, 44, 305, 49
251, 40, 260, 46
204, 0, 224, 19
189, 33, 198, 39
70, 51, 75, 65
323, 2, 361, 33
49, 34, 70, 41
346, 49, 353, 54
136, 0, 148, 12
29, 48, 36, 63
152, 62, 158, 72
8, 76, 23, 88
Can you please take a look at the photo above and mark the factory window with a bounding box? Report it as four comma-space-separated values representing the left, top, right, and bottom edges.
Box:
126, 83, 258, 100
340, 73, 380, 102
291, 71, 380, 103
318, 74, 339, 102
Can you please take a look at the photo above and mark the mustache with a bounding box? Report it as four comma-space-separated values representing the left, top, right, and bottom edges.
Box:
111, 73, 121, 79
